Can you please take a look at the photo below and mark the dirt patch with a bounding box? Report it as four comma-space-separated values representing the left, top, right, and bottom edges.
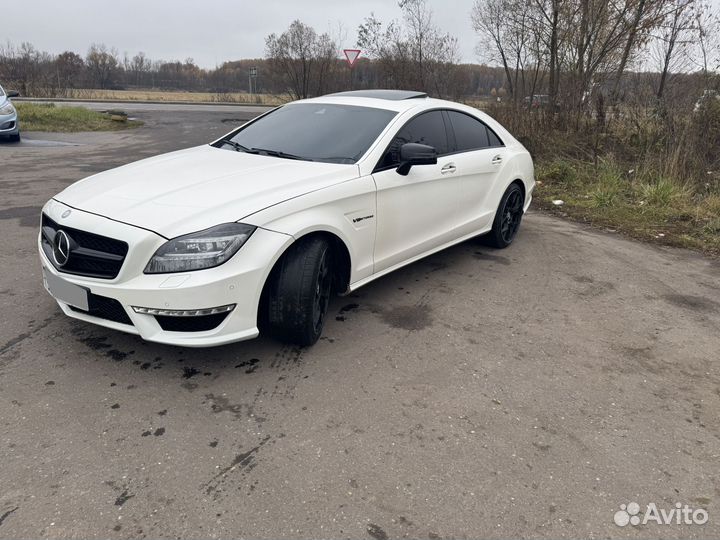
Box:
379, 305, 433, 331
0, 206, 42, 227
663, 294, 720, 313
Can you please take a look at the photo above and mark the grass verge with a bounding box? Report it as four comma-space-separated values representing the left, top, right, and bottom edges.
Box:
15, 103, 142, 132
534, 157, 720, 256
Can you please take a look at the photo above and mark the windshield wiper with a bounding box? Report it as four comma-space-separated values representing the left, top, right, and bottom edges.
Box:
249, 147, 311, 161
218, 139, 251, 152
218, 141, 311, 161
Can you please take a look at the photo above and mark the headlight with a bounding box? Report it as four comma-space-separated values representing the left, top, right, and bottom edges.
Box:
0, 102, 15, 116
144, 223, 256, 274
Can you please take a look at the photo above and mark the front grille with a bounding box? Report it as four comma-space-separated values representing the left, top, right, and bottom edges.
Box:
69, 293, 133, 325
41, 213, 128, 279
155, 312, 229, 332
0, 121, 15, 130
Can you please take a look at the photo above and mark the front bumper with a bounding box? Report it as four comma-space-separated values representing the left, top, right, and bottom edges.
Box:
39, 200, 292, 347
0, 111, 18, 135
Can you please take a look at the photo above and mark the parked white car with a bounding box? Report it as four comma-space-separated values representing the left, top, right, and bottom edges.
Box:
39, 90, 535, 346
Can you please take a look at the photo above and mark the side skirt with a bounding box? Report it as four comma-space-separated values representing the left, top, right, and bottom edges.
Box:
347, 225, 494, 293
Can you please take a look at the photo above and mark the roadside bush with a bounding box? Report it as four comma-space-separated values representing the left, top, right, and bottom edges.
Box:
639, 177, 692, 208
589, 159, 625, 208
688, 98, 720, 173
538, 159, 578, 187
700, 194, 720, 215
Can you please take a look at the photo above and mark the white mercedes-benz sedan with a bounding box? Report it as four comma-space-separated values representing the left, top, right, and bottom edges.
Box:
39, 90, 534, 347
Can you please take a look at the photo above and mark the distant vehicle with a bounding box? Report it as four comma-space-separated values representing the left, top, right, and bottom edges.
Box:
523, 94, 550, 109
694, 90, 720, 112
0, 84, 20, 142
39, 90, 535, 347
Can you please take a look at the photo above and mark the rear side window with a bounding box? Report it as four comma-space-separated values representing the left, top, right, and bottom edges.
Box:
377, 110, 449, 170
487, 127, 503, 147
446, 110, 504, 152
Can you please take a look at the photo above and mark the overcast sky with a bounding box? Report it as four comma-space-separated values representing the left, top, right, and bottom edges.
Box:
4, 0, 481, 68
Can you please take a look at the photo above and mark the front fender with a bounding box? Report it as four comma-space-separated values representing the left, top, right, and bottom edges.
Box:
242, 176, 377, 284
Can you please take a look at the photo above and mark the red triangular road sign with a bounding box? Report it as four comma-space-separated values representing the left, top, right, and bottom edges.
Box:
343, 49, 361, 67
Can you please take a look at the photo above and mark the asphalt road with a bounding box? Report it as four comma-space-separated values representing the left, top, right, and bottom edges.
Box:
1, 106, 719, 539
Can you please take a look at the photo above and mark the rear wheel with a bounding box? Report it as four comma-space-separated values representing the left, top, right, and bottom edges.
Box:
266, 237, 333, 346
486, 183, 525, 248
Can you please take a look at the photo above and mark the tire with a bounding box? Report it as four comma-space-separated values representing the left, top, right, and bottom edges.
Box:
266, 236, 333, 346
486, 183, 525, 248
8, 132, 20, 142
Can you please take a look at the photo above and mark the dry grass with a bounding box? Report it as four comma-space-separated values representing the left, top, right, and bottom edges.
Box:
61, 88, 287, 105
535, 157, 720, 256
482, 99, 720, 256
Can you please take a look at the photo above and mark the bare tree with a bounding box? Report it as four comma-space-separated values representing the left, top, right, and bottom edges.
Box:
654, 0, 696, 100
358, 0, 458, 96
130, 52, 151, 86
86, 43, 119, 89
265, 20, 337, 99
55, 51, 84, 92
358, 14, 414, 88
693, 1, 720, 78
473, 0, 548, 102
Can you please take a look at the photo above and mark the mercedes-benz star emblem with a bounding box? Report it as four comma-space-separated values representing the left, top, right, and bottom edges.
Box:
52, 230, 71, 267
61, 209, 71, 219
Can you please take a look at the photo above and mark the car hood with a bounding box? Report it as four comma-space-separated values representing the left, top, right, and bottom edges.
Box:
55, 145, 360, 238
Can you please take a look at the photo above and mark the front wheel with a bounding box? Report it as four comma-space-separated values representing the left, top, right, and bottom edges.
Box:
486, 183, 525, 248
8, 132, 20, 143
266, 237, 333, 346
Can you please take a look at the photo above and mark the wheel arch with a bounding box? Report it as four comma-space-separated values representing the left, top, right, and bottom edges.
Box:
256, 229, 353, 330
511, 178, 526, 200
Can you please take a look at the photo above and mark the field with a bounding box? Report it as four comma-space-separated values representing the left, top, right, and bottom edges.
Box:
56, 88, 286, 105
15, 102, 142, 132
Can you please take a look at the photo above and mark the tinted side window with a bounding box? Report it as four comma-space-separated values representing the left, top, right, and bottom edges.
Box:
447, 111, 489, 151
378, 111, 448, 169
446, 111, 505, 151
487, 127, 503, 147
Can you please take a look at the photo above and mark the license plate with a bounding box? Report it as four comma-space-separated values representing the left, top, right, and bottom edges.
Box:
43, 267, 89, 311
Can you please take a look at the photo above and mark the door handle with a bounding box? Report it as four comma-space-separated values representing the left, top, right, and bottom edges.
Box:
491, 155, 503, 165
441, 163, 456, 174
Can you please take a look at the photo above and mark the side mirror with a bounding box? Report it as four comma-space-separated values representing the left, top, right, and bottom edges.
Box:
396, 143, 437, 176
6, 91, 19, 98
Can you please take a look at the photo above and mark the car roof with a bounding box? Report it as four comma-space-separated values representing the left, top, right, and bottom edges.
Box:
326, 90, 428, 101
299, 91, 477, 114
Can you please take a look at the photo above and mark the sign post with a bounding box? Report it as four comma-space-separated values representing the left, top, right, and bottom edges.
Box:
249, 66, 258, 95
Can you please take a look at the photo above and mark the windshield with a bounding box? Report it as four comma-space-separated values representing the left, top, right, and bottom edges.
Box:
221, 103, 397, 164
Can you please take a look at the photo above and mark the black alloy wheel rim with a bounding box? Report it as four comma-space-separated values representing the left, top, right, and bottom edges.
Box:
313, 251, 332, 333
500, 190, 523, 244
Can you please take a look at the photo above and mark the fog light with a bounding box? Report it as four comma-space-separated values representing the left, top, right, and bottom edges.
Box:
132, 304, 236, 317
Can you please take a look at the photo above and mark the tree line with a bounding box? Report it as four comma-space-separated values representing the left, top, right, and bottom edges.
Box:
471, 0, 719, 107
0, 0, 717, 109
